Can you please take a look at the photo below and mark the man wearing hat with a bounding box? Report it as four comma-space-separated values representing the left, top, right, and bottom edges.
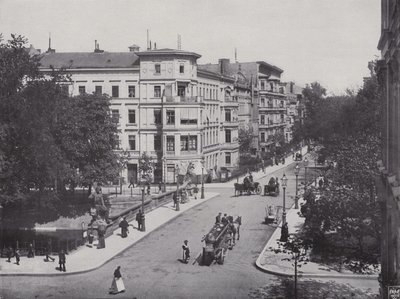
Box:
182, 240, 190, 263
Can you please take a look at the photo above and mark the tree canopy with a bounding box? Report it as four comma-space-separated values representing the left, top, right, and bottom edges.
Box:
0, 35, 120, 205
298, 61, 382, 262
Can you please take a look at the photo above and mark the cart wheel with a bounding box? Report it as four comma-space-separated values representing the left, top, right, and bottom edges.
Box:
256, 186, 262, 195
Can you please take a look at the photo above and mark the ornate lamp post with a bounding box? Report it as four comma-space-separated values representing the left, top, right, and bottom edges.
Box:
304, 157, 309, 191
141, 185, 146, 232
280, 174, 288, 242
175, 164, 180, 211
294, 163, 300, 209
201, 157, 205, 199
281, 174, 288, 225
162, 157, 166, 192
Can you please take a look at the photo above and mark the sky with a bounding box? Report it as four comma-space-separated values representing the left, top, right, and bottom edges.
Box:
0, 0, 381, 95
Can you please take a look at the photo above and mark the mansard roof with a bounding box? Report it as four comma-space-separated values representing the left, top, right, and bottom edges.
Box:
39, 52, 139, 69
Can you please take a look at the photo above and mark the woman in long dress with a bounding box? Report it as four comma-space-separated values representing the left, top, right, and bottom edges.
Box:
119, 217, 129, 238
109, 266, 125, 294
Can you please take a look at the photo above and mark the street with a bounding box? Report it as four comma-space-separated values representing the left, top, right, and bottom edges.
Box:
1, 164, 297, 299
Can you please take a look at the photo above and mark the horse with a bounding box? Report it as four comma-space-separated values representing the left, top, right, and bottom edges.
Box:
234, 183, 244, 196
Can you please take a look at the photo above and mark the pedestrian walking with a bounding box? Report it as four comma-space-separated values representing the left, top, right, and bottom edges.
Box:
182, 240, 190, 263
158, 182, 162, 194
136, 209, 142, 231
109, 266, 125, 294
97, 219, 107, 249
15, 249, 20, 265
58, 250, 66, 272
45, 239, 55, 262
119, 217, 129, 238
27, 243, 35, 258
6, 246, 13, 262
173, 192, 178, 208
147, 183, 151, 195
128, 176, 135, 188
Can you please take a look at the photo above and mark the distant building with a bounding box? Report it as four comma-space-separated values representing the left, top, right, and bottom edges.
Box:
200, 60, 288, 155
377, 0, 400, 297
283, 82, 304, 143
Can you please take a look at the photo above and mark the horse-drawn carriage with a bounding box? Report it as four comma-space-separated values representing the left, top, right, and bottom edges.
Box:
201, 216, 241, 266
234, 176, 262, 196
294, 153, 303, 161
264, 177, 280, 196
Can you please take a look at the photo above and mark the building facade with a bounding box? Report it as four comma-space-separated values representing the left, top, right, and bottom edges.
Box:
377, 0, 400, 297
200, 60, 289, 155
40, 46, 239, 183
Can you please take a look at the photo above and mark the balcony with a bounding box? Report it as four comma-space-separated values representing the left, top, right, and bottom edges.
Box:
259, 122, 286, 129
165, 96, 202, 103
259, 105, 286, 112
220, 142, 239, 150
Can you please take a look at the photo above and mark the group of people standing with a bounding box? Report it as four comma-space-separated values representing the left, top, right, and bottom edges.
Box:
5, 240, 67, 272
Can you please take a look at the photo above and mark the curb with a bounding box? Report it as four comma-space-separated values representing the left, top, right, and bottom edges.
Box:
0, 193, 220, 277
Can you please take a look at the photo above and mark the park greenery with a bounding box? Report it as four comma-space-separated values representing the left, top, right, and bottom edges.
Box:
297, 61, 382, 269
0, 34, 120, 206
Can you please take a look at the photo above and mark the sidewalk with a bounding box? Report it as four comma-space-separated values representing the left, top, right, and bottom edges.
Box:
0, 192, 219, 276
255, 191, 379, 281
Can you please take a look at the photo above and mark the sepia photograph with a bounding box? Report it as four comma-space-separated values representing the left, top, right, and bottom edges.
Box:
0, 0, 396, 298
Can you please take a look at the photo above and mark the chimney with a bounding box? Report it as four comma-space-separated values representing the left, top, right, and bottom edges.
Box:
154, 42, 157, 50
290, 82, 294, 93
46, 33, 55, 53
128, 44, 140, 52
94, 40, 104, 53
218, 58, 230, 75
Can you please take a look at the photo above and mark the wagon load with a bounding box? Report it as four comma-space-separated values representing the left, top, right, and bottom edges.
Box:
201, 222, 231, 266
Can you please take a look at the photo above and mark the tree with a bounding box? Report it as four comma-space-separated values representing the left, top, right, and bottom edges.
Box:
238, 126, 253, 154
55, 93, 120, 192
138, 152, 154, 184
270, 235, 310, 299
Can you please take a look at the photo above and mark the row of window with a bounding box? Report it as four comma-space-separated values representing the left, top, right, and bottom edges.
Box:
77, 85, 136, 98
259, 114, 285, 125
111, 109, 199, 125
260, 98, 285, 108
125, 135, 197, 152
259, 81, 285, 94
153, 63, 185, 74
124, 131, 232, 152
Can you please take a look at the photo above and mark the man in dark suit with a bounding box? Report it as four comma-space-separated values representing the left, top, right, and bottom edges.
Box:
215, 212, 222, 224
58, 250, 66, 272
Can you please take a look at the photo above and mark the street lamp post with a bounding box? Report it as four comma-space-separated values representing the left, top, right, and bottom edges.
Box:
294, 164, 300, 209
175, 165, 180, 211
141, 186, 146, 232
162, 157, 166, 192
280, 174, 288, 242
201, 157, 205, 199
304, 157, 309, 191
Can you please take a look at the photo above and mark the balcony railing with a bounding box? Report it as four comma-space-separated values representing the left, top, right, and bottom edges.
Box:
165, 96, 202, 103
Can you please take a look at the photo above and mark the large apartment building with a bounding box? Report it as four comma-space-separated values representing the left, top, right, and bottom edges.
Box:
377, 0, 400, 296
39, 46, 239, 183
200, 59, 288, 154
